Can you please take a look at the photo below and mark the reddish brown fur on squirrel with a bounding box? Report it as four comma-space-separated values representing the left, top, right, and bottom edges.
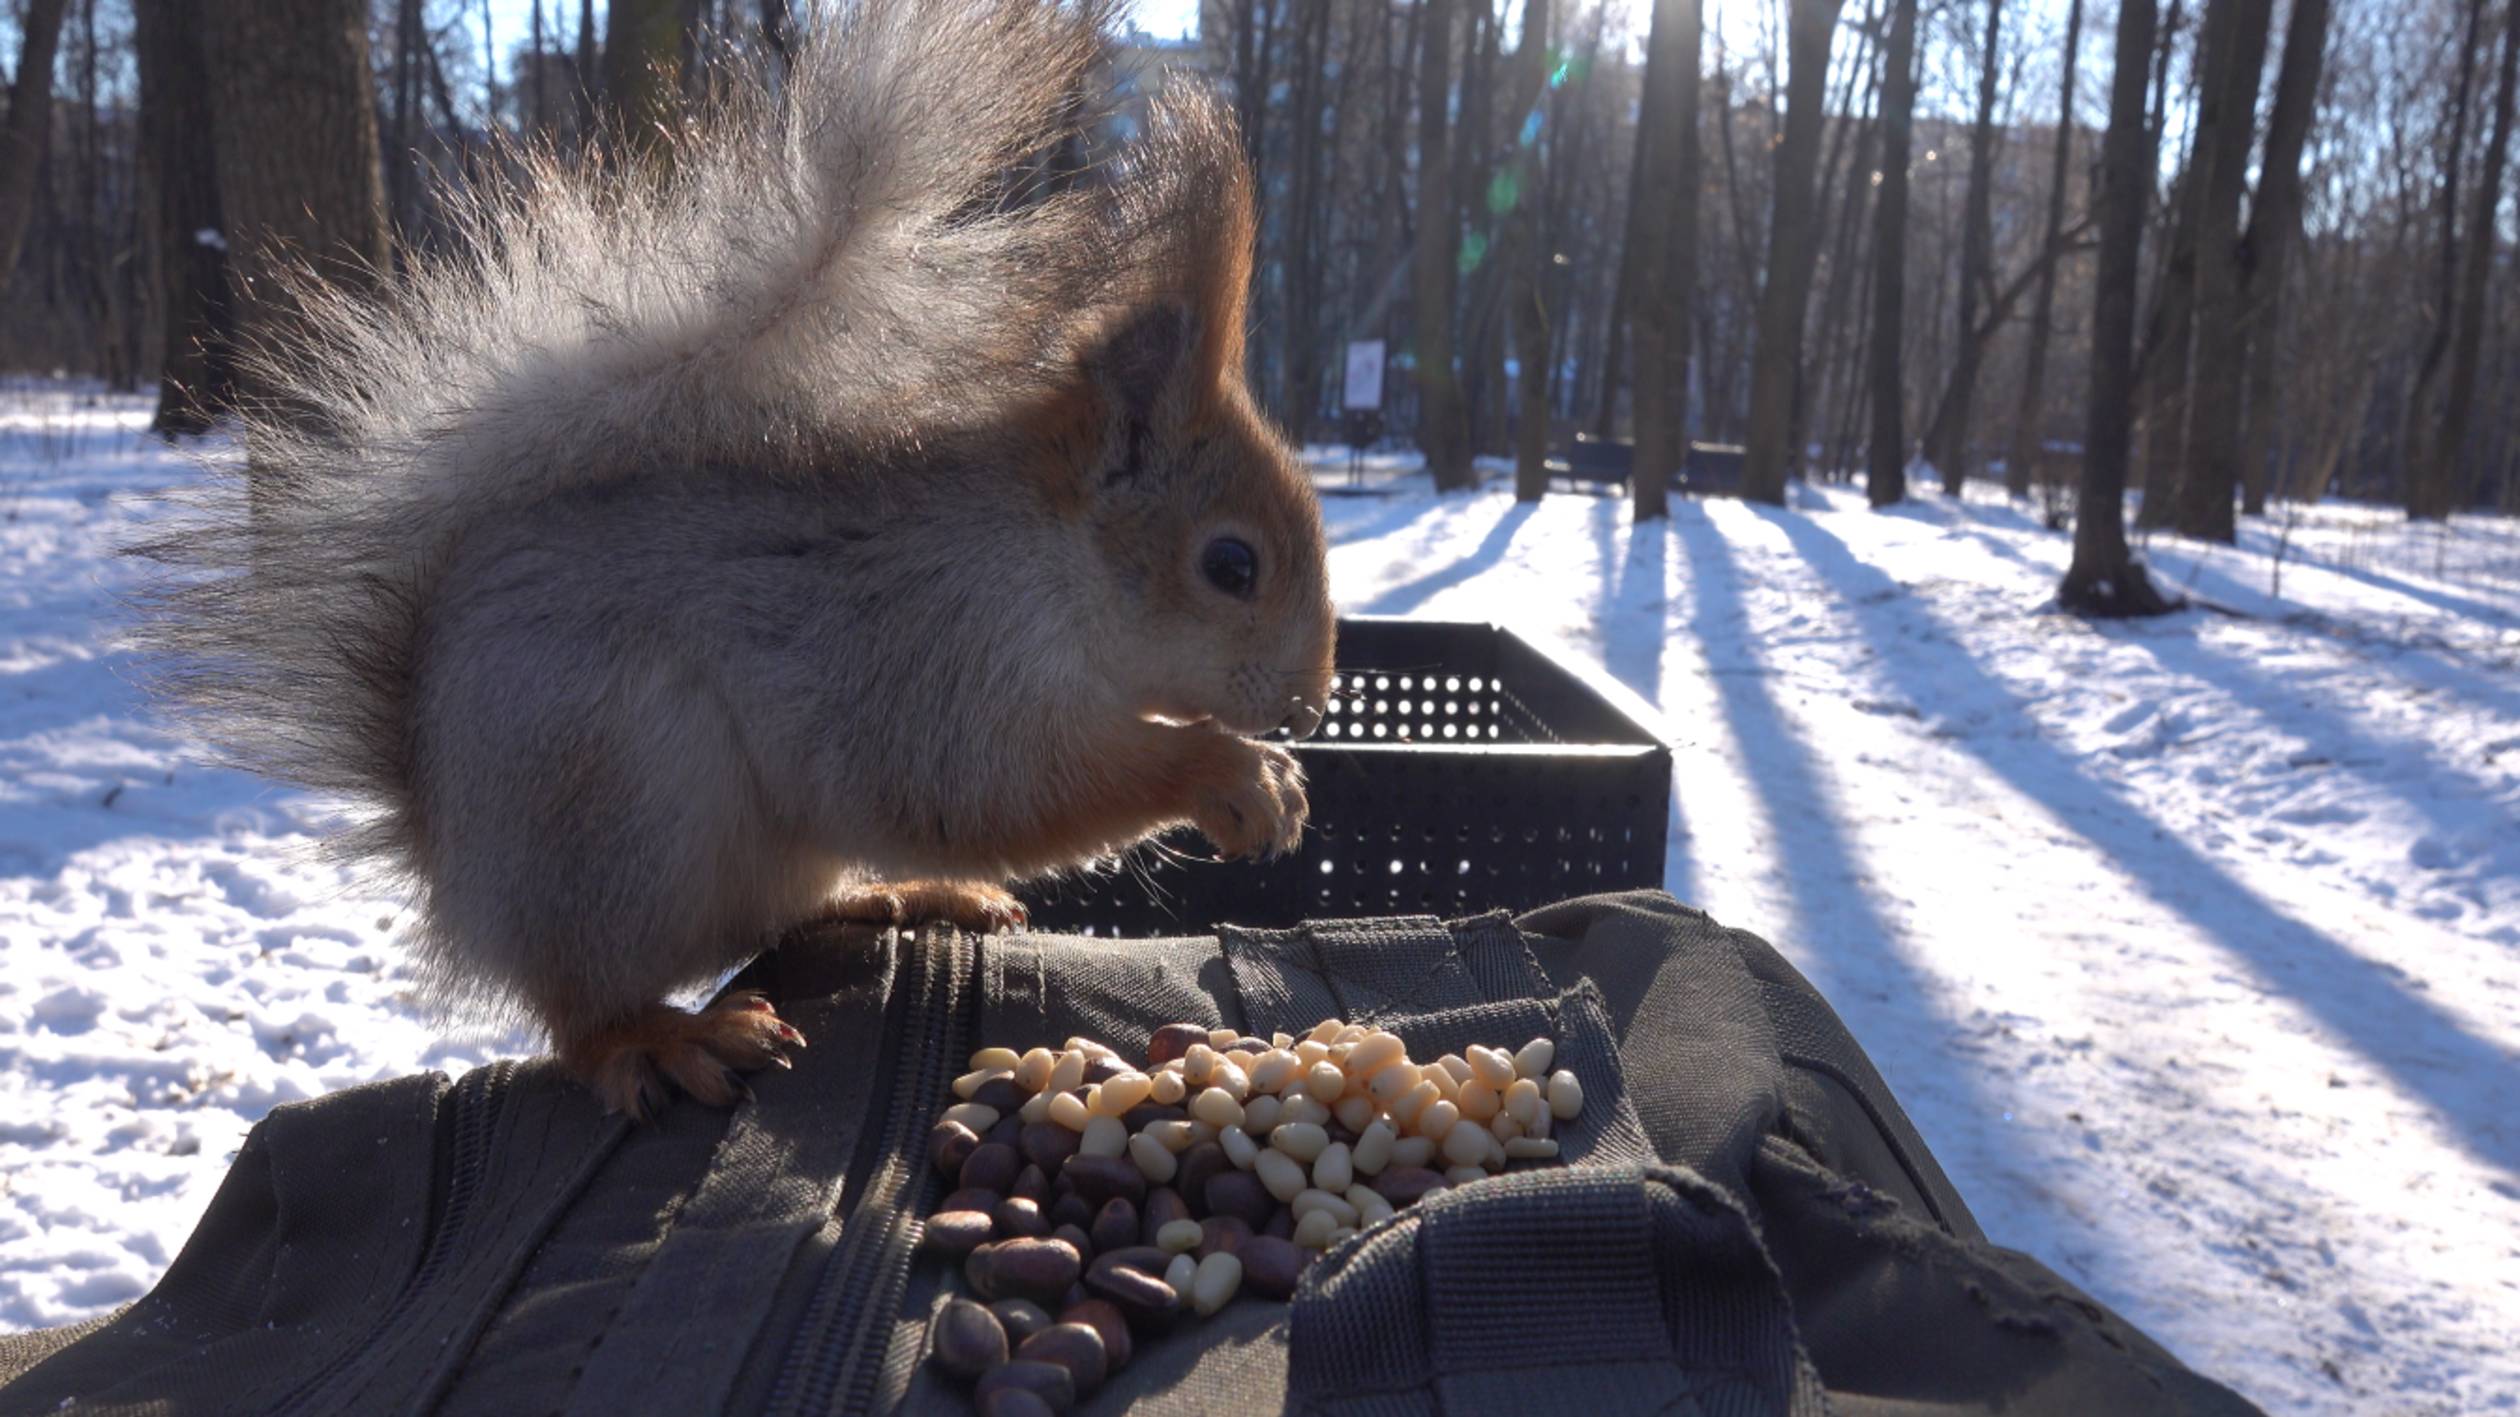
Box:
134, 0, 1334, 1119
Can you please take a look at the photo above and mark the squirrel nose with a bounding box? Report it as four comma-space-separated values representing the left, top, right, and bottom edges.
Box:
1281, 698, 1325, 741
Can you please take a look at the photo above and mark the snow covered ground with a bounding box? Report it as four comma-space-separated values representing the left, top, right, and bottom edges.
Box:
6, 388, 2517, 1414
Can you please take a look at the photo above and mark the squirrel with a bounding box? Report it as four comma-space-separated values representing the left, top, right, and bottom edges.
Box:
135, 0, 1336, 1119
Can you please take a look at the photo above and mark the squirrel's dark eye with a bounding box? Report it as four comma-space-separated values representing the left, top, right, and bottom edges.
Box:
1201, 537, 1258, 598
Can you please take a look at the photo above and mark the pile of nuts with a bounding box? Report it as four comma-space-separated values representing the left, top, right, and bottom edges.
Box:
920, 1018, 1586, 1413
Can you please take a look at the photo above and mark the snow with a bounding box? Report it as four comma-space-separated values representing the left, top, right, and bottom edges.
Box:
5, 393, 2516, 1414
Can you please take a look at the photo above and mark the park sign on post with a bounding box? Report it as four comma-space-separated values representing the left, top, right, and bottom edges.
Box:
1343, 340, 1386, 410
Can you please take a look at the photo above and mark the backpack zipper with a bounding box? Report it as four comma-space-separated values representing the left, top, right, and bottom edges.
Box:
766, 924, 973, 1416
268, 1059, 514, 1415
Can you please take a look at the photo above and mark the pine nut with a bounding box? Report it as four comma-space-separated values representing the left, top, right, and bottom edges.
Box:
1279, 1096, 1332, 1129
1434, 1054, 1473, 1083
1047, 1091, 1091, 1132
1414, 1099, 1461, 1141
1363, 1061, 1418, 1105
1143, 1120, 1196, 1153
1078, 1115, 1127, 1159
1164, 1251, 1198, 1296
1270, 1032, 1293, 1049
1014, 1047, 1055, 1093
1207, 1028, 1240, 1049
1332, 1024, 1369, 1046
1444, 1164, 1489, 1186
1209, 1061, 1250, 1102
1547, 1069, 1584, 1120
1018, 1089, 1054, 1124
1442, 1118, 1496, 1167
1490, 1113, 1524, 1142
953, 1067, 1009, 1100
1389, 1136, 1436, 1169
1290, 1209, 1340, 1250
1504, 1137, 1561, 1160
1458, 1081, 1501, 1122
1312, 1141, 1353, 1193
1290, 1188, 1360, 1227
1270, 1122, 1330, 1163
1504, 1077, 1544, 1128
941, 1102, 1000, 1133
1513, 1037, 1554, 1080
1128, 1132, 1178, 1183
1149, 1069, 1186, 1105
1183, 1044, 1217, 1084
1422, 1063, 1461, 1104
1350, 1119, 1396, 1176
1305, 1060, 1347, 1101
1190, 1251, 1242, 1316
1345, 1032, 1406, 1078
1294, 1039, 1331, 1067
1468, 1046, 1516, 1088
969, 1046, 1023, 1073
1333, 1094, 1378, 1134
1249, 1049, 1301, 1094
1093, 1071, 1152, 1116
1189, 1087, 1244, 1132
1156, 1218, 1204, 1253
1306, 1019, 1346, 1044
1219, 1124, 1260, 1171
1240, 1094, 1282, 1136
1387, 1080, 1439, 1129
1255, 1148, 1308, 1203
1048, 1050, 1086, 1095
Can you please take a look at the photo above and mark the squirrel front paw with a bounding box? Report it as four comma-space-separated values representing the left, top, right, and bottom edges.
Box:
824, 881, 1027, 933
1191, 738, 1309, 860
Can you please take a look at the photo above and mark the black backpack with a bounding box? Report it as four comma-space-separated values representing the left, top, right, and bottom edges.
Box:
0, 891, 2261, 1415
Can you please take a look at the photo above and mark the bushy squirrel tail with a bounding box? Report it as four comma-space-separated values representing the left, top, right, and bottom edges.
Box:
133, 0, 1246, 865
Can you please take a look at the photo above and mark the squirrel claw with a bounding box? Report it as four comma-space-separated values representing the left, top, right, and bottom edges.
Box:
1192, 740, 1310, 861
823, 881, 1027, 933
559, 993, 807, 1120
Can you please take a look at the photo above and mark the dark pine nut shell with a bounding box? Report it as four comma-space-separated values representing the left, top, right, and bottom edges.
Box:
930, 1120, 982, 1178
975, 1359, 1076, 1413
1015, 1324, 1109, 1398
1146, 1024, 1209, 1066
988, 1297, 1054, 1344
1058, 1298, 1134, 1371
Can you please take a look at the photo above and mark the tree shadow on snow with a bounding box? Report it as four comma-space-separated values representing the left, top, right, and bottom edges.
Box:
1762, 506, 2520, 1184
1361, 500, 1539, 618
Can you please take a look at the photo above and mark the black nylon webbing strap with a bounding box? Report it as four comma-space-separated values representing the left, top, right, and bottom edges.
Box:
1291, 1164, 1826, 1417
1221, 915, 1551, 1035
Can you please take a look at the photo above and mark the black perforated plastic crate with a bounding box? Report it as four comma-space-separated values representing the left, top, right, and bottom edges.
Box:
1019, 616, 1672, 935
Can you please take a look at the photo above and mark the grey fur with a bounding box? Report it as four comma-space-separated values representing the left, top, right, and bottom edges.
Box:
131, 0, 1335, 1036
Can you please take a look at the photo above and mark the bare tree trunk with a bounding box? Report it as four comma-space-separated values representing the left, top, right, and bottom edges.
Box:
1416, 0, 1475, 490
0, 0, 73, 306
2169, 0, 2276, 543
603, 0, 686, 155
1596, 68, 1653, 438
1630, 0, 1703, 523
577, 0, 600, 140
2230, 0, 2327, 514
1869, 0, 1919, 506
1922, 0, 2008, 494
200, 0, 391, 446
134, 0, 234, 435
1507, 0, 1558, 501
1798, 4, 1881, 480
1740, 0, 1847, 504
2006, 0, 2083, 500
2130, 0, 2200, 529
2411, 0, 2520, 519
2403, 0, 2488, 514
1279, 0, 1333, 431
2062, 0, 2177, 615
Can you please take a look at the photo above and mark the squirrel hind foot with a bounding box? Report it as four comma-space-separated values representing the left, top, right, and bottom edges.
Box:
822, 881, 1027, 933
558, 991, 804, 1121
